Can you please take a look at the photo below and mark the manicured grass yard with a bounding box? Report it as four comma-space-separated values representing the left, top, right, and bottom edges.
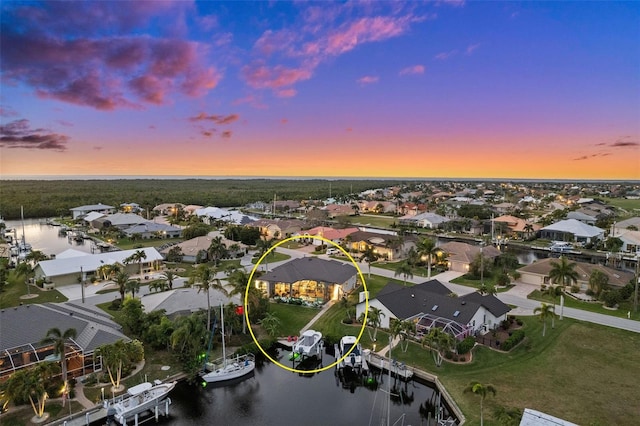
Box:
391, 317, 640, 425
343, 214, 398, 228
528, 290, 640, 320
0, 274, 68, 309
267, 302, 320, 337
250, 251, 291, 265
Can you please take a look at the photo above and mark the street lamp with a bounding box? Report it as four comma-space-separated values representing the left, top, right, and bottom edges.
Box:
634, 252, 639, 314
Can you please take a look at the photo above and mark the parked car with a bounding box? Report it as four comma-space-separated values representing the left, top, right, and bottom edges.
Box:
326, 248, 340, 255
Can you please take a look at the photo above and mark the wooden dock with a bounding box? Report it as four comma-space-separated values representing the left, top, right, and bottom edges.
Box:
364, 350, 413, 380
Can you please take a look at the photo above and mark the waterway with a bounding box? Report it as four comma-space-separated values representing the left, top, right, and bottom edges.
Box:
127, 349, 454, 426
3, 218, 96, 257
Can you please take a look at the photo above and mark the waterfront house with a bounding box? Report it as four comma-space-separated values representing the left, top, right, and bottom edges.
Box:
539, 219, 604, 245
398, 212, 450, 229
346, 230, 415, 261
255, 257, 358, 302
34, 247, 164, 287
297, 226, 359, 246
247, 219, 306, 239
159, 235, 247, 263
195, 206, 258, 225
439, 241, 501, 273
70, 203, 115, 220
355, 280, 510, 339
518, 258, 634, 291
122, 222, 183, 239
0, 303, 128, 381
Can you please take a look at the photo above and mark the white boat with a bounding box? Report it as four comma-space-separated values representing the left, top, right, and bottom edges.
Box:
201, 304, 256, 383
336, 335, 365, 373
291, 329, 323, 359
110, 380, 176, 425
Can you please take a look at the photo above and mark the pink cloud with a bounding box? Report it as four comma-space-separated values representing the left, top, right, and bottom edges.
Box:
281, 118, 288, 124
0, 118, 69, 151
357, 76, 379, 85
466, 43, 480, 54
325, 16, 411, 56
242, 62, 312, 96
435, 50, 457, 60
232, 94, 267, 109
221, 130, 232, 139
399, 65, 425, 76
1, 4, 220, 110
189, 113, 239, 125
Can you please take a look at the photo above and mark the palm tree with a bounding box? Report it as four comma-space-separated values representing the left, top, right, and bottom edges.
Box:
40, 327, 77, 406
394, 261, 414, 286
534, 303, 555, 337
359, 246, 378, 278
161, 270, 178, 289
113, 271, 136, 302
188, 265, 227, 331
227, 268, 262, 333
421, 327, 454, 367
463, 381, 497, 426
25, 250, 47, 266
588, 269, 609, 298
125, 279, 141, 298
358, 306, 385, 341
256, 238, 274, 271
523, 223, 534, 240
549, 256, 579, 290
478, 283, 497, 296
389, 319, 413, 352
170, 313, 208, 373
259, 312, 282, 338
15, 261, 34, 296
4, 366, 49, 420
97, 340, 129, 391
207, 236, 227, 266
125, 249, 147, 277
541, 284, 563, 327
416, 237, 439, 279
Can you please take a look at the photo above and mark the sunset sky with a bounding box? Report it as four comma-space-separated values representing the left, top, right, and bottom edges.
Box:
1, 1, 638, 180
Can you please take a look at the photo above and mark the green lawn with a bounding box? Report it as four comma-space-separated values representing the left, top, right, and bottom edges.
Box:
372, 260, 438, 278
0, 274, 68, 309
250, 251, 291, 265
0, 401, 85, 426
600, 197, 640, 215
343, 214, 398, 228
114, 237, 184, 250
388, 317, 640, 425
528, 290, 640, 320
450, 275, 513, 293
267, 303, 319, 337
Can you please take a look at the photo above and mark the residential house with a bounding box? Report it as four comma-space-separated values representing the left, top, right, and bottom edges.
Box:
159, 235, 247, 263
493, 202, 516, 214
152, 203, 185, 216
439, 241, 502, 273
399, 212, 449, 229
183, 205, 204, 216
359, 201, 396, 214
566, 211, 597, 226
517, 258, 633, 291
34, 247, 164, 287
539, 219, 604, 244
255, 257, 358, 302
397, 202, 427, 216
248, 219, 306, 239
70, 203, 115, 219
609, 228, 640, 254
492, 215, 540, 239
324, 204, 355, 218
0, 303, 128, 380
355, 280, 510, 338
297, 226, 359, 246
615, 217, 640, 230
195, 207, 258, 225
91, 213, 148, 230
123, 222, 182, 239
120, 202, 142, 213
346, 230, 415, 261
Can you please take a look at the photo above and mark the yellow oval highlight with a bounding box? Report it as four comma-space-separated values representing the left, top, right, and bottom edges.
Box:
245, 234, 369, 374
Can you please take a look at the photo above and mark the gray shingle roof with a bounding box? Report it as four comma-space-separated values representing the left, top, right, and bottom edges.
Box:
260, 257, 357, 284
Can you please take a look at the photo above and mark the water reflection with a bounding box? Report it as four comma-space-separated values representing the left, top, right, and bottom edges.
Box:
4, 218, 95, 257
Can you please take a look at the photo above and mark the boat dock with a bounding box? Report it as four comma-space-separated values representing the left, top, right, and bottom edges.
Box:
364, 350, 414, 380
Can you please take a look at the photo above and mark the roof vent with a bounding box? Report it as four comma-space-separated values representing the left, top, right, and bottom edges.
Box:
411, 294, 414, 298
453, 310, 460, 317
461, 301, 466, 305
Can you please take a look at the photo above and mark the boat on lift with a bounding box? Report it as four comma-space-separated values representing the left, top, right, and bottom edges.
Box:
290, 329, 323, 360
109, 380, 176, 425
335, 335, 367, 374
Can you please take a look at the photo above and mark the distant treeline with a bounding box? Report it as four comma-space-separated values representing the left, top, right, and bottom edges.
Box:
0, 179, 404, 219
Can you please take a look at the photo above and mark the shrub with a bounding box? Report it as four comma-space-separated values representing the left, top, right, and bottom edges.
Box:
456, 336, 475, 355
570, 284, 580, 293
501, 329, 525, 351
110, 298, 122, 310
444, 351, 453, 360
619, 283, 634, 300
516, 319, 523, 326
585, 289, 595, 296
601, 290, 621, 308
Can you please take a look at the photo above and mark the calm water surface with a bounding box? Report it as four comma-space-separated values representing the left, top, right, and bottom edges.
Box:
161, 350, 452, 426
4, 218, 95, 257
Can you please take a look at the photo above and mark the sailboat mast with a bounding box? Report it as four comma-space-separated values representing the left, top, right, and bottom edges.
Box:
221, 303, 226, 367
21, 205, 26, 245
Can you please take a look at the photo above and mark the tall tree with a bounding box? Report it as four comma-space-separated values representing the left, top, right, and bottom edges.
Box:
416, 237, 439, 279
3, 365, 50, 420
421, 327, 454, 367
255, 238, 274, 271
188, 265, 227, 331
259, 312, 282, 338
464, 381, 497, 426
394, 261, 414, 286
161, 270, 178, 289
541, 285, 563, 327
549, 256, 579, 290
207, 236, 227, 266
359, 246, 379, 278
113, 271, 136, 302
534, 303, 555, 337
125, 249, 147, 277
15, 261, 34, 296
588, 269, 609, 298
25, 250, 47, 265
358, 306, 385, 341
40, 327, 77, 406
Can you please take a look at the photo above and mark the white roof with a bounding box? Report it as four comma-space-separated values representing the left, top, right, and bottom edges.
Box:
70, 204, 114, 211
520, 408, 578, 426
195, 207, 257, 224
83, 211, 106, 222
542, 219, 603, 238
37, 247, 163, 277
100, 213, 148, 226
56, 249, 90, 259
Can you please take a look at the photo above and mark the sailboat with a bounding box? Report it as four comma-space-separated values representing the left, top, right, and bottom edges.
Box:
201, 303, 256, 384
16, 206, 32, 261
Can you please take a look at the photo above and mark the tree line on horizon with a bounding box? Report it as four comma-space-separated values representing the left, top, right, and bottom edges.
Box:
0, 179, 404, 220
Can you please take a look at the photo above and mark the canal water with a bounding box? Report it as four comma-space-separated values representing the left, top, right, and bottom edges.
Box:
146, 349, 454, 426
3, 218, 95, 257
